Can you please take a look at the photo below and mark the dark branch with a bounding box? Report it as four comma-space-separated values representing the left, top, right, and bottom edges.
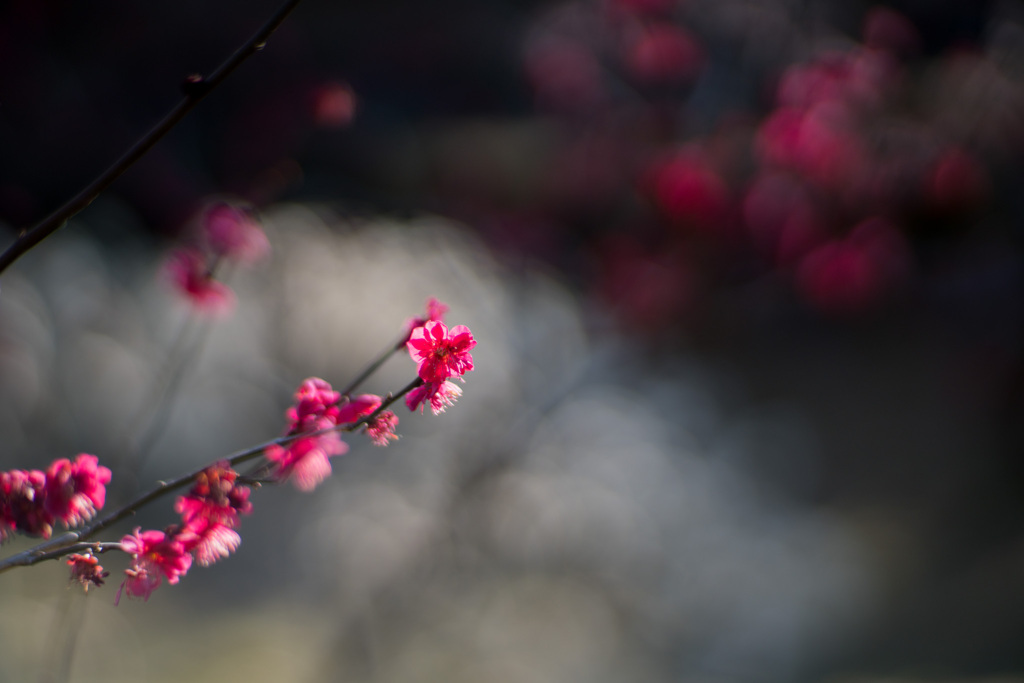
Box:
0, 0, 303, 275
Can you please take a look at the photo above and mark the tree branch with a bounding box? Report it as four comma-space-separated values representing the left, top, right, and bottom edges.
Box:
0, 375, 423, 575
0, 0, 303, 275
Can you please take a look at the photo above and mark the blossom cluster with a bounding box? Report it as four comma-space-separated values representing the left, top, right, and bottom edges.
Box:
100, 298, 476, 604
0, 454, 111, 543
164, 201, 269, 316
115, 461, 253, 603
0, 297, 477, 603
405, 316, 476, 415
517, 3, 1012, 328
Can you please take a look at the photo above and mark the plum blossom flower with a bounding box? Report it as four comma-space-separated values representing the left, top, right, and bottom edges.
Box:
174, 462, 251, 567
405, 380, 462, 415
177, 518, 242, 568
44, 454, 112, 528
202, 202, 270, 264
175, 462, 252, 528
333, 395, 399, 446
335, 394, 382, 424
366, 411, 399, 446
116, 528, 193, 604
407, 321, 476, 383
164, 248, 235, 315
67, 552, 109, 592
265, 378, 347, 492
0, 469, 51, 541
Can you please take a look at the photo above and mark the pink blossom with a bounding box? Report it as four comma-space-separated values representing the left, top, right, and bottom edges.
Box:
336, 394, 382, 424
406, 380, 463, 415
67, 552, 109, 592
202, 202, 270, 264
366, 411, 399, 446
796, 217, 910, 314
266, 436, 347, 492
646, 151, 729, 233
164, 248, 235, 315
175, 461, 252, 529
173, 463, 251, 566
178, 518, 242, 567
116, 528, 193, 604
266, 377, 347, 491
407, 321, 476, 383
44, 454, 112, 528
0, 469, 51, 540
287, 377, 342, 429
400, 297, 449, 344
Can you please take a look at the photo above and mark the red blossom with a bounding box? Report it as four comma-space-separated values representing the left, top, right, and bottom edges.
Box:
178, 518, 242, 567
116, 528, 193, 604
164, 248, 235, 315
335, 394, 382, 424
647, 152, 730, 233
796, 217, 911, 313
0, 469, 51, 541
366, 411, 399, 446
266, 377, 347, 491
175, 461, 252, 529
405, 380, 463, 415
67, 552, 109, 592
407, 321, 476, 383
202, 203, 270, 264
44, 454, 112, 528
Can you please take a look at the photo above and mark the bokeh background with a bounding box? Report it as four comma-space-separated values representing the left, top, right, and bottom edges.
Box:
2, 0, 1024, 681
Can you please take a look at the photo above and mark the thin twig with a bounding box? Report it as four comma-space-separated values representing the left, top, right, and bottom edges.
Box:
0, 0, 303, 275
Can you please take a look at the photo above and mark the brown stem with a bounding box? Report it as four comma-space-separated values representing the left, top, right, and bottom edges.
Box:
0, 0, 303, 275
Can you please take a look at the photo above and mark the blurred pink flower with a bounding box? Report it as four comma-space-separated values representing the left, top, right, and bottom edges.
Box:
178, 518, 242, 567
44, 454, 112, 528
336, 394, 382, 424
0, 469, 51, 541
116, 528, 193, 604
647, 151, 729, 233
202, 202, 270, 264
405, 380, 462, 415
796, 217, 911, 313
164, 248, 235, 315
407, 321, 476, 383
266, 377, 347, 491
175, 461, 252, 529
366, 411, 399, 446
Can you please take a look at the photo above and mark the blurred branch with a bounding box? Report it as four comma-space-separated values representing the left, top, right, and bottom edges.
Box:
0, 376, 423, 575
0, 0, 303, 276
